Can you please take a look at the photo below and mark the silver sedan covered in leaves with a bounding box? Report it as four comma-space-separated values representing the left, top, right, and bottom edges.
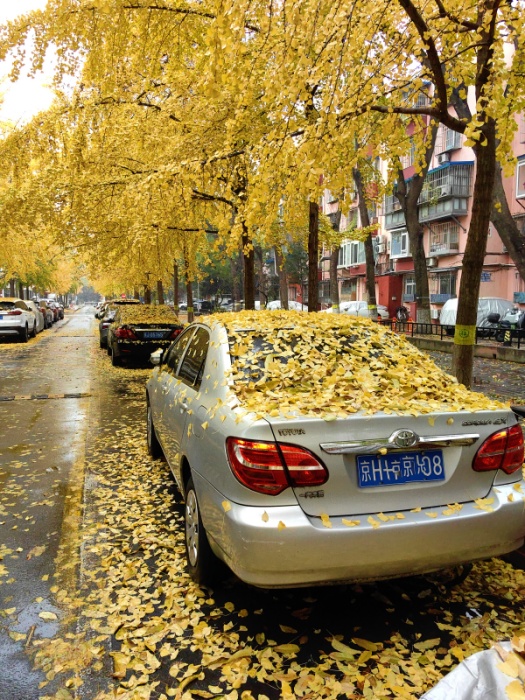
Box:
146, 311, 525, 588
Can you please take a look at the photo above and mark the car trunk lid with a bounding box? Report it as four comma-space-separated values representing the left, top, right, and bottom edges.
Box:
265, 409, 515, 517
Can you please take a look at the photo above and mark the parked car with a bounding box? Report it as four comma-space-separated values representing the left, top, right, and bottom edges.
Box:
323, 301, 390, 320
266, 300, 306, 311
440, 297, 515, 335
25, 300, 45, 333
0, 298, 38, 342
38, 301, 54, 329
47, 300, 64, 320
107, 304, 183, 365
96, 298, 141, 319
98, 306, 117, 348
146, 310, 525, 588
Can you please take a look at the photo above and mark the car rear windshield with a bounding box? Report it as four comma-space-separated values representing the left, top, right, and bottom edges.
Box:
0, 301, 16, 310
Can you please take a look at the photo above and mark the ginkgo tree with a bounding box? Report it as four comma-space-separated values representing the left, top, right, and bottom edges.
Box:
206, 0, 525, 387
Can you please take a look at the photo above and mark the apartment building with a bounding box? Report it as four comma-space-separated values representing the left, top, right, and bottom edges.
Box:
321, 114, 525, 320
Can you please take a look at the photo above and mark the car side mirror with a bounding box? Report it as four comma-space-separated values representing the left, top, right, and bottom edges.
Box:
150, 349, 164, 366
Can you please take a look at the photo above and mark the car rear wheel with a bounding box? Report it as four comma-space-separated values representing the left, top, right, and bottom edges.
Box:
146, 403, 163, 459
30, 322, 37, 338
111, 348, 120, 366
99, 337, 106, 348
185, 477, 221, 586
19, 325, 29, 343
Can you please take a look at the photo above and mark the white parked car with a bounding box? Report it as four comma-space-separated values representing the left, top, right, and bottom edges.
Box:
0, 298, 39, 342
26, 300, 45, 333
323, 301, 390, 319
266, 300, 308, 311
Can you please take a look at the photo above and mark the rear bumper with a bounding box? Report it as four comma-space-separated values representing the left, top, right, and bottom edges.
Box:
195, 473, 525, 587
0, 323, 23, 336
114, 340, 172, 358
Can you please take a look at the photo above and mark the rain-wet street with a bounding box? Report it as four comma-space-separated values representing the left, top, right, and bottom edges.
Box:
1, 309, 525, 700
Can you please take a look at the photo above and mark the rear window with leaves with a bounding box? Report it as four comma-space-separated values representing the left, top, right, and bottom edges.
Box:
210, 310, 506, 419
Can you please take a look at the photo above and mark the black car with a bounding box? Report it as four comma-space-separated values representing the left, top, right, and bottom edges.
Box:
107, 305, 184, 366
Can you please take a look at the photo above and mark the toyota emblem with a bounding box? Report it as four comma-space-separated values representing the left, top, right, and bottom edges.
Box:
392, 429, 418, 448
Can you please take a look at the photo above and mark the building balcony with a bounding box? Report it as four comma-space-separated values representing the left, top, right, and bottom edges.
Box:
430, 293, 454, 304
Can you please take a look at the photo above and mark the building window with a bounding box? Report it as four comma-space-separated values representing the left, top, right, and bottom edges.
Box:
401, 138, 416, 169
404, 275, 416, 297
390, 229, 411, 258
428, 221, 460, 254
436, 125, 462, 153
517, 160, 525, 199
437, 272, 457, 296
338, 241, 365, 267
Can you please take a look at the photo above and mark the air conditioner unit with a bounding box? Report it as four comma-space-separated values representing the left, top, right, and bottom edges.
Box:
426, 256, 438, 268
376, 243, 386, 254
437, 152, 450, 164
431, 309, 440, 320
439, 185, 451, 197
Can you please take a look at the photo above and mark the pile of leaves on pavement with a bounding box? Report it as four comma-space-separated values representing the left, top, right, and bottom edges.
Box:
213, 311, 506, 418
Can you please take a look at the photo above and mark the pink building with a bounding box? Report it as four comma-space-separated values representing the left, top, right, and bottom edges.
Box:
322, 114, 525, 320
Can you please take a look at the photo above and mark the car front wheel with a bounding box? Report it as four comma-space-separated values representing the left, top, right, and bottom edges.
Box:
185, 477, 221, 586
146, 403, 163, 459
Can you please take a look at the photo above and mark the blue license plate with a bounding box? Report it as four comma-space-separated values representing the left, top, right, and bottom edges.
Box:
143, 331, 165, 339
0, 315, 3, 320
357, 450, 445, 488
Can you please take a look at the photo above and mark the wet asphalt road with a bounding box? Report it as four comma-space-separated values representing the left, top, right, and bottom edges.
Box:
1, 309, 525, 699
0, 310, 95, 699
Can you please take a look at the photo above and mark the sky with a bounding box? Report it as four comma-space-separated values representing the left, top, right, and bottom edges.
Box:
0, 0, 55, 124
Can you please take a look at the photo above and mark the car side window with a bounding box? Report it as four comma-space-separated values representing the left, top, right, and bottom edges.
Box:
177, 328, 210, 390
165, 328, 195, 374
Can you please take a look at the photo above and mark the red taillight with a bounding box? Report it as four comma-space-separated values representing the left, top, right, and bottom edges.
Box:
170, 328, 182, 339
115, 327, 137, 339
7, 309, 22, 316
226, 438, 328, 495
473, 424, 525, 474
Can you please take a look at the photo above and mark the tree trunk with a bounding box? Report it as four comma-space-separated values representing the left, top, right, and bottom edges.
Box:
133, 288, 140, 300
231, 256, 240, 310
186, 277, 194, 323
353, 167, 377, 317
274, 247, 289, 309
330, 246, 340, 312
9, 279, 15, 296
452, 118, 497, 388
156, 280, 164, 305
405, 203, 431, 323
491, 163, 525, 282
308, 200, 319, 312
144, 286, 151, 304
255, 247, 266, 307
242, 225, 255, 310
173, 262, 179, 313
395, 121, 437, 324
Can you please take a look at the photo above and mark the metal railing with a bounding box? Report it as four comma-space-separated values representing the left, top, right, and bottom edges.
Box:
379, 320, 525, 349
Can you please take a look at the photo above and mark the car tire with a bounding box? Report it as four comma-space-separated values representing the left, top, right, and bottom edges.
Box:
111, 348, 120, 366
146, 402, 163, 459
184, 477, 221, 586
30, 322, 37, 338
19, 325, 29, 343
99, 338, 106, 349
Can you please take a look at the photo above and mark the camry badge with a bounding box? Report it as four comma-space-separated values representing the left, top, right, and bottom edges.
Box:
391, 429, 418, 448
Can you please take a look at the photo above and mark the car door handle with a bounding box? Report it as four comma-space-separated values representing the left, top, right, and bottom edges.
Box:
180, 400, 189, 412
